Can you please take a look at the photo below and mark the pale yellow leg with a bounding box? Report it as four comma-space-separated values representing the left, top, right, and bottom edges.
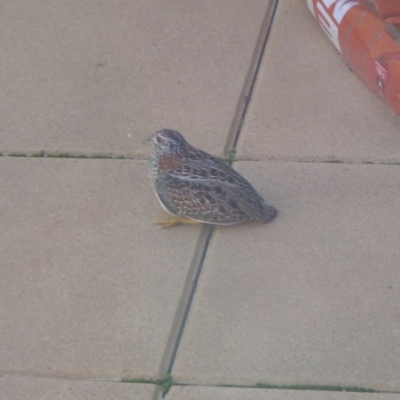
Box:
155, 216, 200, 228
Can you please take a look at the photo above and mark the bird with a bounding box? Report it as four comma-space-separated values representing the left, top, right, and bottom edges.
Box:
144, 129, 277, 228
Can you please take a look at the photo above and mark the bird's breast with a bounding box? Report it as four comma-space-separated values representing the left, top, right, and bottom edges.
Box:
148, 153, 182, 186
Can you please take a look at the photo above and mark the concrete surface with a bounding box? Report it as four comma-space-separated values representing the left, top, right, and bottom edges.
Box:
173, 162, 400, 391
1, 0, 400, 399
0, 0, 268, 157
0, 158, 200, 380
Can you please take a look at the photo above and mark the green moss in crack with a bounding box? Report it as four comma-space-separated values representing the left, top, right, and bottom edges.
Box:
254, 383, 375, 392
121, 374, 175, 395
9, 152, 28, 157
159, 374, 174, 394
223, 148, 237, 163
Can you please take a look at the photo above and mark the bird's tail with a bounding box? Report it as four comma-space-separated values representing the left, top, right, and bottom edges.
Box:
262, 205, 278, 223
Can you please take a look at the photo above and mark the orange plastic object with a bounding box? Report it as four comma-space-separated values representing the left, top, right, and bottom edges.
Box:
305, 0, 400, 115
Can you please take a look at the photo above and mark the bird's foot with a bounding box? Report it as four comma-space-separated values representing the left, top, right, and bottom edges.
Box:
155, 216, 200, 228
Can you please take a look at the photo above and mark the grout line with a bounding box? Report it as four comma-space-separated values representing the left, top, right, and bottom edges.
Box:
155, 225, 214, 400
0, 151, 147, 160
229, 157, 400, 165
224, 0, 279, 156
162, 380, 398, 394
164, 225, 215, 375
2, 373, 399, 394
1, 151, 400, 165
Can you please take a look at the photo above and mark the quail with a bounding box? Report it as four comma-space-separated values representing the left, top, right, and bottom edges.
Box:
144, 129, 277, 227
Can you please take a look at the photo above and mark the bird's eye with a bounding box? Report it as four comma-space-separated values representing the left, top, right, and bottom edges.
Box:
156, 136, 162, 143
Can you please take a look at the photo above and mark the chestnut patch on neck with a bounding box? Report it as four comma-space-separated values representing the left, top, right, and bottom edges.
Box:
158, 154, 181, 172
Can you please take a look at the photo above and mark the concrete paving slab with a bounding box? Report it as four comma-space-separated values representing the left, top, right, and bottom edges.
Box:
173, 161, 400, 391
0, 375, 155, 400
0, 157, 201, 379
237, 0, 400, 162
0, 0, 270, 157
168, 386, 400, 400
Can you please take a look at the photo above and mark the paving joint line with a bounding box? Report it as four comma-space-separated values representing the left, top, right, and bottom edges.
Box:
224, 0, 278, 155
0, 151, 147, 160
161, 380, 395, 394
153, 225, 214, 400
150, 378, 399, 395
2, 373, 399, 394
2, 152, 400, 165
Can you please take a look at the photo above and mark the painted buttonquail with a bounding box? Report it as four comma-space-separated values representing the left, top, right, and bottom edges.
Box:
144, 129, 277, 227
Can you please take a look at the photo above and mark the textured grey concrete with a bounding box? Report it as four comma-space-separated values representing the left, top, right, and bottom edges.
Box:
0, 376, 154, 400
0, 0, 269, 157
2, 0, 400, 398
173, 162, 400, 391
0, 158, 200, 379
237, 0, 400, 162
168, 386, 400, 400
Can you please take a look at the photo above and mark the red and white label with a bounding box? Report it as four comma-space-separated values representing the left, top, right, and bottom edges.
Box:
307, 0, 359, 52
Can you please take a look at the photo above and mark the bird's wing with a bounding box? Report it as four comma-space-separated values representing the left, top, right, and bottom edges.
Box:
176, 156, 269, 221
155, 169, 250, 224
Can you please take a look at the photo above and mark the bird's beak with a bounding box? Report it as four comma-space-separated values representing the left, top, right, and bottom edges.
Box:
143, 134, 155, 146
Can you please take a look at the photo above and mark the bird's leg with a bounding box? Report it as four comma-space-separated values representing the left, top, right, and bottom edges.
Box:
155, 216, 200, 228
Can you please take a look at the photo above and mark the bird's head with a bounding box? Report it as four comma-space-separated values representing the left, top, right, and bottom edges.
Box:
144, 129, 189, 155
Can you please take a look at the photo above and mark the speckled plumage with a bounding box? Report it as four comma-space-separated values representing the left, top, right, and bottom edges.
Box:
144, 129, 277, 225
